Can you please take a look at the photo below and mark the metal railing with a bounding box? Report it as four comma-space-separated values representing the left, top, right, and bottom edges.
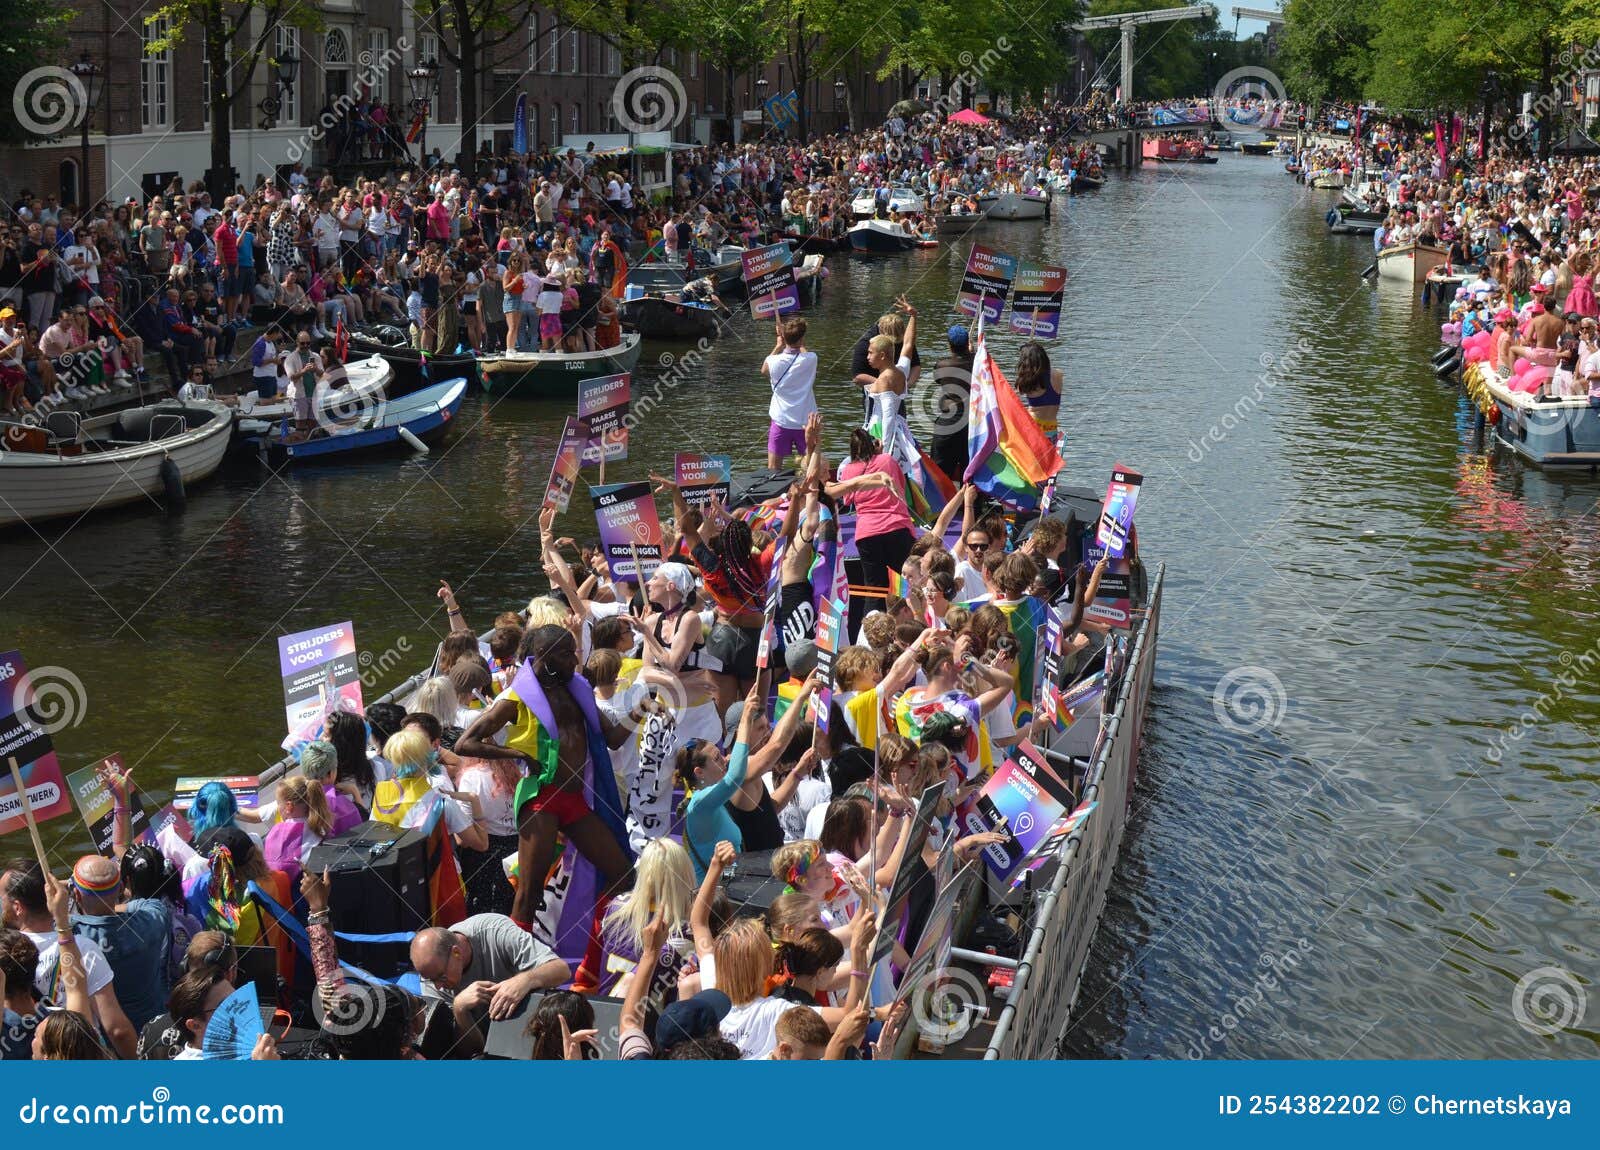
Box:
983, 563, 1163, 1059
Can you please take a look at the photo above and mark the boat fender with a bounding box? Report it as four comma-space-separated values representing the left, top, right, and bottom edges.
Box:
1326, 209, 1343, 228
160, 455, 185, 509
1432, 346, 1458, 367
1434, 354, 1461, 380
1360, 262, 1378, 280
398, 426, 430, 455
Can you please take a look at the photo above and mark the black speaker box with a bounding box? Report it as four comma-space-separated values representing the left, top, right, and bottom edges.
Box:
304, 821, 430, 978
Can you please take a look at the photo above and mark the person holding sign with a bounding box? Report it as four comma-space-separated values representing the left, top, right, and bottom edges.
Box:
762, 317, 817, 469
0, 870, 98, 1060
628, 560, 721, 751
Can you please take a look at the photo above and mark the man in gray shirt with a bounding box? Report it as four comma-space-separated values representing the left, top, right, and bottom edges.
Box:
409, 914, 569, 1054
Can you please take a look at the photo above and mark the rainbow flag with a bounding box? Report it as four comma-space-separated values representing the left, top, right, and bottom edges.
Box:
964, 330, 1063, 511
995, 595, 1047, 725
887, 569, 908, 599
892, 690, 993, 777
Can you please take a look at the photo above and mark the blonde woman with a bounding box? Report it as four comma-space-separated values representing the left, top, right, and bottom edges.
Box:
371, 728, 487, 853
595, 838, 696, 1003
264, 775, 333, 884
691, 842, 879, 1057
502, 251, 527, 352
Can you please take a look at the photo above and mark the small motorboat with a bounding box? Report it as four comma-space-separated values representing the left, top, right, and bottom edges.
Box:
1239, 140, 1275, 156
1310, 170, 1349, 189
1284, 162, 1302, 175
1071, 172, 1107, 193
1326, 206, 1384, 235
233, 355, 394, 429
0, 400, 232, 528
619, 288, 721, 341
1465, 361, 1600, 468
262, 377, 469, 465
848, 219, 918, 254
478, 333, 644, 397
850, 184, 926, 218
778, 227, 849, 253
347, 328, 479, 395
1142, 137, 1216, 164
979, 189, 1051, 220
936, 212, 986, 233
1376, 241, 1449, 284
795, 254, 826, 305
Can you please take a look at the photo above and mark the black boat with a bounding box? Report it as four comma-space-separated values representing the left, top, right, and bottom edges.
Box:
1071, 173, 1107, 193
347, 326, 480, 394
619, 294, 721, 340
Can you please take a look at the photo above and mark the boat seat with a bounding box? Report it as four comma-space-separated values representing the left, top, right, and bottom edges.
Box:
44, 410, 82, 445
1, 423, 53, 453
149, 413, 186, 441
114, 409, 154, 440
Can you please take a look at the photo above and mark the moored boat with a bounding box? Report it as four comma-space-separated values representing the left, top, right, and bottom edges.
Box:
936, 212, 986, 233
1326, 206, 1384, 235
263, 377, 469, 465
1071, 172, 1107, 192
1142, 137, 1216, 163
1465, 361, 1600, 468
478, 334, 644, 397
1376, 241, 1449, 283
234, 355, 394, 428
981, 189, 1051, 220
848, 219, 917, 254
1239, 140, 1275, 156
0, 400, 233, 528
346, 329, 479, 394
619, 291, 721, 341
850, 184, 926, 218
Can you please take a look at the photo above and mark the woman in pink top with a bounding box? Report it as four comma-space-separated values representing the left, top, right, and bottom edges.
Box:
836, 425, 916, 581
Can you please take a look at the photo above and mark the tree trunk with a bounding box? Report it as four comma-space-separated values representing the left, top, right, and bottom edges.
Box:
1538, 34, 1553, 159
454, 0, 479, 175
724, 61, 736, 142
206, 13, 232, 200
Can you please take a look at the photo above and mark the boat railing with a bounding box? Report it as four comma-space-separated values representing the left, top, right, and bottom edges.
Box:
982, 562, 1164, 1060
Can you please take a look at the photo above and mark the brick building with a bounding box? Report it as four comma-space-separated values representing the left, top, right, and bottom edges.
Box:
4, 3, 902, 208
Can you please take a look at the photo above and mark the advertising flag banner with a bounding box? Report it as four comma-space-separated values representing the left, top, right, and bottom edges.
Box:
578, 372, 631, 464
956, 244, 1019, 323
277, 623, 364, 749
741, 242, 800, 318
1009, 261, 1068, 338
0, 650, 73, 836
675, 452, 733, 510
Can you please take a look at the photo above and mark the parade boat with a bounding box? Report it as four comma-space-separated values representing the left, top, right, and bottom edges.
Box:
1142, 137, 1215, 163
478, 333, 644, 397
262, 376, 469, 465
1376, 240, 1449, 283
346, 329, 479, 395
1465, 362, 1600, 468
980, 189, 1051, 220
0, 400, 232, 528
848, 218, 918, 254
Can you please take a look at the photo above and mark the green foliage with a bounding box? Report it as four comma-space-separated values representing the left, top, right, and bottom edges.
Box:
1278, 0, 1373, 104
0, 0, 75, 144
1081, 0, 1213, 100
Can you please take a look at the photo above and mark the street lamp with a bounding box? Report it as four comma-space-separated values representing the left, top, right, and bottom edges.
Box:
408, 57, 439, 167
258, 44, 299, 129
68, 51, 105, 210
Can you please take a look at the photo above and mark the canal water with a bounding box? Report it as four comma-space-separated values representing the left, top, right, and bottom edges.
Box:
3, 155, 1597, 1059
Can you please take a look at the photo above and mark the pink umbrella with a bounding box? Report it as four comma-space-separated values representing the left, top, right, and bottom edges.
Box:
948, 108, 991, 126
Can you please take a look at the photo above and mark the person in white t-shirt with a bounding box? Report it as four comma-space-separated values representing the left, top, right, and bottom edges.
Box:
762, 316, 818, 467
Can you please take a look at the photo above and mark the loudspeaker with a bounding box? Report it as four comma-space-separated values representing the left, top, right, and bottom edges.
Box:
720, 849, 786, 917
483, 991, 625, 1060
305, 821, 430, 978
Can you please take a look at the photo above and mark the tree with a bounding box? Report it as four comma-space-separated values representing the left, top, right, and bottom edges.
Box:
0, 0, 73, 147
680, 0, 778, 141
413, 0, 530, 174
1278, 0, 1373, 106
143, 1, 322, 197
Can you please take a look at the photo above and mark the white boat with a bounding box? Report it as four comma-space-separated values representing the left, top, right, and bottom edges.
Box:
1310, 171, 1348, 189
235, 355, 393, 425
0, 401, 233, 528
850, 184, 926, 218
1376, 241, 1449, 284
848, 219, 917, 254
978, 190, 1050, 221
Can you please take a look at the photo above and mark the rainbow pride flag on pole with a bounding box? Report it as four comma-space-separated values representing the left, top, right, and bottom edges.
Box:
964, 328, 1063, 511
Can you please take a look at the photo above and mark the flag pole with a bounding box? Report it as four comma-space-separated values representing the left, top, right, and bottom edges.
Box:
7, 757, 50, 873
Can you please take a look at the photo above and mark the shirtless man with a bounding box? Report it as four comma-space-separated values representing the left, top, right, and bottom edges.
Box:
455, 623, 634, 934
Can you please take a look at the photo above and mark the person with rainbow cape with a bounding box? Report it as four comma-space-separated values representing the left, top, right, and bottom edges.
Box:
456, 622, 635, 987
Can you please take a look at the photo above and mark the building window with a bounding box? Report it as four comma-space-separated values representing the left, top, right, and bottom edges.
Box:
551, 102, 560, 145
273, 27, 300, 123
141, 15, 171, 129
606, 43, 619, 76
689, 51, 697, 79
570, 104, 579, 132
1587, 75, 1600, 126
545, 19, 559, 72
325, 29, 349, 64
59, 159, 80, 208
528, 15, 539, 71
529, 102, 539, 148
568, 29, 578, 74
419, 32, 439, 66
367, 30, 389, 101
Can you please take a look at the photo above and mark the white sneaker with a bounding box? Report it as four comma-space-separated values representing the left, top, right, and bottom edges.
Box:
64, 386, 86, 400
114, 375, 135, 388
113, 370, 130, 381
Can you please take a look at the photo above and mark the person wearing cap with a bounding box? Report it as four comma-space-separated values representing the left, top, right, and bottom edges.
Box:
0, 306, 28, 414
68, 854, 172, 1031
0, 861, 138, 1057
